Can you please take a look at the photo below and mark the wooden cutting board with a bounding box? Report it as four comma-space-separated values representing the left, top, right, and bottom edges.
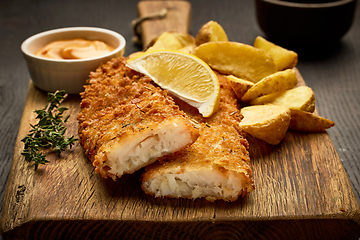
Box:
1, 1, 360, 239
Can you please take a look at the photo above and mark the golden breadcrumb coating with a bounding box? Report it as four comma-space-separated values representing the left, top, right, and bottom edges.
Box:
78, 58, 199, 180
141, 73, 254, 202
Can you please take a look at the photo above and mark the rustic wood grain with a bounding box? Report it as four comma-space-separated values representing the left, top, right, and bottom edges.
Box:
1, 71, 359, 239
1, 0, 360, 240
137, 1, 191, 49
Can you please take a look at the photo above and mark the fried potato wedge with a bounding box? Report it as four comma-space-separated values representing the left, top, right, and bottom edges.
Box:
289, 110, 335, 132
128, 51, 144, 59
227, 75, 254, 99
193, 41, 277, 83
241, 68, 298, 102
239, 105, 291, 145
249, 86, 315, 113
146, 32, 196, 54
195, 20, 229, 46
254, 36, 298, 71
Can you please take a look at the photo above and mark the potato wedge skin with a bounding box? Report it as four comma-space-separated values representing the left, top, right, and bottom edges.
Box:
146, 32, 196, 54
289, 110, 335, 132
249, 86, 316, 113
254, 36, 298, 71
128, 51, 145, 59
241, 68, 298, 102
195, 20, 229, 46
239, 105, 291, 145
227, 75, 254, 99
193, 41, 277, 83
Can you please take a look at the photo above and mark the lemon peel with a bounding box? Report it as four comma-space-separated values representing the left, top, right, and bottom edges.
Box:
126, 50, 220, 117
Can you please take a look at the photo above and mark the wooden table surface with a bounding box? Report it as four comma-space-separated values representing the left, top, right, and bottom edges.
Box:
0, 0, 359, 239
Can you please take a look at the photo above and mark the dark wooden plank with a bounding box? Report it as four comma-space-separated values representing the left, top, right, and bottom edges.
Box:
1, 1, 360, 240
2, 218, 360, 240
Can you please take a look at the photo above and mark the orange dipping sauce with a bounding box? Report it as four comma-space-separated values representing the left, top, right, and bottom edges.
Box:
35, 38, 115, 60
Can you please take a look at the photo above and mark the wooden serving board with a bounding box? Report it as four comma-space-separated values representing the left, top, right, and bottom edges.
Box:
1, 1, 360, 239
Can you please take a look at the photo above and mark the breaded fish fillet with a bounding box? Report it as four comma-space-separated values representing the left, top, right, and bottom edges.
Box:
141, 73, 255, 202
77, 58, 199, 180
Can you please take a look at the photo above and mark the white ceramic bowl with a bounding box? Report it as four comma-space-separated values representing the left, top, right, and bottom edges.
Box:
21, 27, 126, 94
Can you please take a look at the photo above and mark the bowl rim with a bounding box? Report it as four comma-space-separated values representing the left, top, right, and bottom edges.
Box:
257, 0, 356, 8
21, 26, 126, 63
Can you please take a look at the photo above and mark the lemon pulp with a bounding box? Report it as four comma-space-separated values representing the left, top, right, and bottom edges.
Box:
127, 50, 220, 117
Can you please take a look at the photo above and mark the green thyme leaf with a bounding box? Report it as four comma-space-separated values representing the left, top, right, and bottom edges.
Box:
21, 90, 78, 170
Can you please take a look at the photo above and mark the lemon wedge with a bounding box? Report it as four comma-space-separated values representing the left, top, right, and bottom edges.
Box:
126, 50, 220, 117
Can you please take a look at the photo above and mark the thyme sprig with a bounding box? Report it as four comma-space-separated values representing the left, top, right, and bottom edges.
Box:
21, 90, 78, 170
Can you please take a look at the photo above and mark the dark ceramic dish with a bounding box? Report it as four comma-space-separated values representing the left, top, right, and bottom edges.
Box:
255, 0, 357, 47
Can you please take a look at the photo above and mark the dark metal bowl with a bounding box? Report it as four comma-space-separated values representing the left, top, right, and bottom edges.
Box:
255, 0, 357, 47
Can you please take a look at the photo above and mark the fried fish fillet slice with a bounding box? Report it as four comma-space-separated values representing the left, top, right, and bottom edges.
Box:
77, 58, 199, 180
141, 73, 255, 202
